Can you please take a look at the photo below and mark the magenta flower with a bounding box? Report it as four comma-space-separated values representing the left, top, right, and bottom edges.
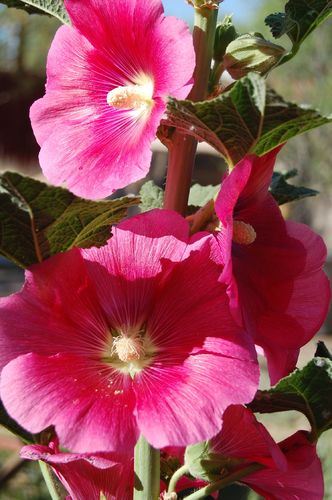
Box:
0, 210, 258, 453
21, 438, 133, 500
30, 0, 195, 199
205, 406, 324, 499
215, 149, 330, 383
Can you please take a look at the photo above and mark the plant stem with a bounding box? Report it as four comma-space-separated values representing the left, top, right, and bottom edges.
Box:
163, 6, 218, 214
39, 461, 61, 500
185, 464, 263, 500
134, 434, 160, 500
167, 464, 190, 496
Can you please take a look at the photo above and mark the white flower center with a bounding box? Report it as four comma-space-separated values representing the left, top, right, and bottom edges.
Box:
232, 220, 256, 245
107, 75, 154, 111
111, 333, 145, 363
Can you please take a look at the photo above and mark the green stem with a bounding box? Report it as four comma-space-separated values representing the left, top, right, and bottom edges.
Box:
168, 464, 190, 495
184, 464, 263, 500
134, 435, 160, 500
163, 6, 218, 214
39, 461, 61, 500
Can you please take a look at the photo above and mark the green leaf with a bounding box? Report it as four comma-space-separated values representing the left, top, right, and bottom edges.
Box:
254, 88, 332, 156
166, 73, 266, 165
0, 172, 139, 268
139, 181, 164, 212
1, 0, 69, 24
213, 15, 238, 62
249, 357, 332, 438
189, 184, 220, 207
270, 169, 319, 205
266, 0, 332, 52
165, 73, 332, 165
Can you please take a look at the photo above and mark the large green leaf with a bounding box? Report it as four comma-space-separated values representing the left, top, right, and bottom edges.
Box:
249, 356, 332, 439
266, 0, 332, 54
1, 0, 69, 23
0, 172, 139, 268
270, 169, 318, 205
165, 74, 332, 165
166, 73, 266, 165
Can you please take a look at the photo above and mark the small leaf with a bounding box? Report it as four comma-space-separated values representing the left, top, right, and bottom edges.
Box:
213, 15, 238, 62
0, 172, 139, 268
1, 0, 69, 24
189, 184, 220, 207
139, 181, 164, 212
164, 74, 332, 165
266, 0, 332, 51
270, 169, 318, 205
223, 33, 286, 79
249, 357, 332, 438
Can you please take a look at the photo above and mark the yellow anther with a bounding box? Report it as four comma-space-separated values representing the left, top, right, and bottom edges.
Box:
233, 220, 256, 245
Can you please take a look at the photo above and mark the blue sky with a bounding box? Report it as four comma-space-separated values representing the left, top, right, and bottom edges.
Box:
163, 0, 261, 25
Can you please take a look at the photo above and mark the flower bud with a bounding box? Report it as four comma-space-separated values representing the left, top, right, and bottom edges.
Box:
223, 33, 286, 79
213, 15, 238, 62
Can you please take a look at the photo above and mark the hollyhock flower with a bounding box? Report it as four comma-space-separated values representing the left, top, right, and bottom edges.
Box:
30, 0, 195, 199
0, 210, 258, 453
214, 148, 330, 383
186, 406, 323, 499
21, 438, 133, 500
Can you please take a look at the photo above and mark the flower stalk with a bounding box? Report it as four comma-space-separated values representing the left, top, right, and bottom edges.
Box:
134, 434, 160, 500
164, 4, 219, 214
38, 461, 61, 500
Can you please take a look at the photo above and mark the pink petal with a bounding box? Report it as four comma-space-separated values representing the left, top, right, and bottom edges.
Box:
243, 432, 324, 500
21, 441, 133, 500
31, 0, 195, 199
0, 249, 107, 371
210, 406, 287, 470
1, 353, 138, 452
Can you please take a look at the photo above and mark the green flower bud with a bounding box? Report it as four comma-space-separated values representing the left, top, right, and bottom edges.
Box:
213, 15, 238, 63
223, 33, 286, 79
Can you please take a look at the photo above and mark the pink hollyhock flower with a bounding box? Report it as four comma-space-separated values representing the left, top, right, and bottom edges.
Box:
21, 438, 133, 500
0, 210, 258, 453
214, 148, 330, 383
30, 0, 195, 199
187, 406, 323, 499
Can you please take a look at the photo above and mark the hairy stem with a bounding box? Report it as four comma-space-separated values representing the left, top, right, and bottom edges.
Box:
39, 461, 61, 500
163, 6, 218, 214
134, 435, 160, 500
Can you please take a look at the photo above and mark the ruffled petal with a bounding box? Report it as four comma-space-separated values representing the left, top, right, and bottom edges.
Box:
21, 442, 133, 500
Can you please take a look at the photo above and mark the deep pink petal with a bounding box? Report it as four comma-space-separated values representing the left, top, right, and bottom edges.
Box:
243, 432, 324, 500
1, 353, 138, 452
210, 406, 287, 470
0, 249, 107, 370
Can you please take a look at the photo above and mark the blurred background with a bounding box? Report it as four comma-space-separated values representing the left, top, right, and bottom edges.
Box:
0, 0, 331, 498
